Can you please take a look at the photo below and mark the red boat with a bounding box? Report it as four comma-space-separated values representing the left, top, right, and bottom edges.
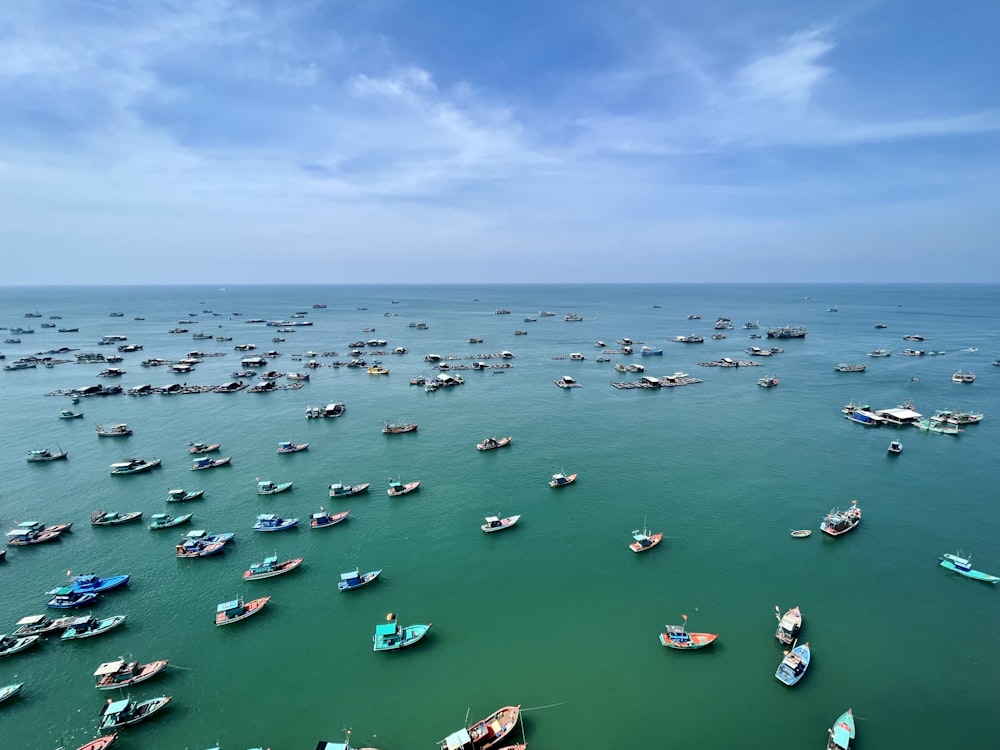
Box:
215, 596, 270, 626
440, 705, 521, 750
71, 735, 118, 750
94, 658, 169, 689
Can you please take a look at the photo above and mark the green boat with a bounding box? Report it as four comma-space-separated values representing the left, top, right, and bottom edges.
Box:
939, 553, 1000, 584
373, 613, 431, 652
827, 708, 855, 749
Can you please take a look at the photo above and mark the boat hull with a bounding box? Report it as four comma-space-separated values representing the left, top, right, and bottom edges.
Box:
940, 558, 1000, 583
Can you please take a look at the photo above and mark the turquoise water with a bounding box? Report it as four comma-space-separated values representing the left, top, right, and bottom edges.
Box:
1, 284, 999, 750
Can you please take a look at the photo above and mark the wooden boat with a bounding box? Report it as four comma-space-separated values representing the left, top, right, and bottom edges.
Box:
60, 614, 128, 640
257, 480, 293, 495
482, 515, 521, 533
175, 539, 225, 557
549, 472, 577, 488
95, 423, 132, 437
166, 488, 204, 502
91, 511, 143, 526
373, 613, 431, 651
5, 521, 64, 546
149, 512, 193, 529
243, 555, 303, 580
820, 500, 861, 537
382, 420, 418, 434
775, 606, 802, 645
188, 441, 220, 454
0, 633, 41, 657
827, 708, 856, 750
310, 508, 350, 528
109, 457, 161, 475
775, 642, 810, 686
338, 568, 382, 591
99, 695, 172, 730
939, 552, 1000, 584
59, 409, 84, 419
477, 436, 512, 451
252, 513, 299, 532
67, 573, 130, 594
191, 456, 232, 470
277, 440, 309, 453
439, 704, 521, 750
790, 529, 812, 538
0, 682, 23, 703
888, 440, 903, 454
630, 526, 662, 552
658, 615, 717, 649
27, 447, 68, 462
70, 735, 118, 750
329, 482, 370, 498
215, 596, 270, 626
94, 658, 169, 689
387, 479, 420, 497
46, 588, 100, 609
12, 614, 76, 636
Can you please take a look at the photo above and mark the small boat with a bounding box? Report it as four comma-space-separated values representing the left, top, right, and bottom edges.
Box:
482, 514, 521, 533
67, 573, 131, 594
775, 641, 811, 686
328, 482, 370, 498
373, 612, 431, 651
382, 420, 418, 434
5, 520, 69, 546
90, 511, 143, 526
338, 568, 382, 591
939, 552, 1000, 584
277, 440, 309, 453
166, 488, 204, 502
310, 508, 351, 528
59, 409, 84, 419
27, 447, 68, 462
629, 526, 663, 552
99, 695, 172, 730
439, 704, 521, 750
215, 596, 270, 626
252, 513, 299, 532
820, 500, 861, 537
95, 423, 133, 437
60, 614, 128, 640
243, 555, 304, 580
477, 436, 512, 451
94, 658, 169, 689
387, 479, 420, 497
109, 457, 161, 475
0, 682, 23, 703
757, 376, 779, 388
549, 472, 577, 488
888, 440, 903, 455
70, 734, 119, 750
12, 614, 76, 636
827, 708, 856, 750
658, 616, 717, 650
952, 370, 976, 383
554, 375, 581, 388
790, 529, 812, 538
257, 480, 293, 495
190, 456, 232, 470
0, 633, 41, 657
774, 606, 802, 645
46, 588, 100, 609
149, 512, 193, 529
189, 442, 221, 454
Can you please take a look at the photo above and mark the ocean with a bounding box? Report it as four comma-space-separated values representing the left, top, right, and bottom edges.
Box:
1, 283, 998, 750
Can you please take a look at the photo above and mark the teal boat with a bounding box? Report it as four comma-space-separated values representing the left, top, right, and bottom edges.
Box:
373, 613, 431, 651
827, 708, 855, 749
939, 553, 1000, 584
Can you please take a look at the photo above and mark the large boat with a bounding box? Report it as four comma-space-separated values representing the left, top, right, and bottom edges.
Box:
94, 658, 169, 689
277, 440, 309, 453
252, 513, 299, 532
477, 436, 512, 451
257, 480, 293, 495
190, 456, 232, 470
774, 606, 802, 645
329, 482, 370, 498
243, 555, 304, 580
188, 442, 221, 454
382, 420, 418, 434
215, 596, 271, 626
60, 614, 128, 640
482, 514, 521, 533
549, 472, 577, 488
766, 325, 807, 338
939, 552, 1000, 584
775, 641, 811, 686
47, 588, 99, 609
90, 511, 143, 526
439, 705, 521, 750
109, 457, 161, 475
27, 447, 68, 462
95, 423, 132, 437
827, 708, 856, 750
99, 695, 172, 730
12, 614, 76, 637
166, 488, 204, 502
0, 633, 41, 657
67, 573, 131, 594
820, 500, 861, 537
310, 508, 351, 528
387, 479, 421, 497
658, 616, 717, 650
373, 612, 432, 651
149, 512, 193, 529
629, 526, 662, 552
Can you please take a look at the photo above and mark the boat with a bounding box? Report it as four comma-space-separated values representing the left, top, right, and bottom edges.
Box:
215, 596, 271, 626
367, 363, 390, 375
305, 401, 347, 418
46, 588, 97, 610
565, 313, 583, 321
757, 375, 779, 388
257, 480, 293, 495
310, 508, 351, 528
189, 442, 221, 454
629, 526, 663, 552
743, 321, 760, 329
382, 420, 418, 434
243, 555, 304, 580
658, 616, 717, 650
835, 363, 866, 372
27, 447, 68, 462
328, 482, 370, 498
60, 614, 128, 640
931, 410, 984, 425
0, 633, 41, 657
277, 440, 309, 453
827, 708, 856, 750
190, 456, 232, 470
477, 436, 512, 451
94, 658, 169, 689
68, 734, 119, 750
640, 346, 663, 356
913, 418, 962, 435
252, 513, 299, 532
939, 552, 1000, 584
175, 538, 226, 557
387, 479, 420, 497
820, 500, 861, 537
482, 514, 521, 533
714, 317, 734, 329
338, 568, 382, 591
90, 511, 143, 526
99, 695, 172, 730
67, 573, 131, 594
5, 521, 65, 546
439, 705, 520, 750
166, 488, 204, 502
0, 683, 23, 703
12, 614, 76, 636
790, 529, 812, 538
59, 409, 84, 419
549, 472, 577, 488
95, 423, 132, 437
149, 512, 193, 529
888, 440, 902, 455
775, 641, 811, 686
671, 334, 704, 343
952, 370, 976, 383
766, 325, 807, 338
902, 334, 926, 341
868, 348, 892, 357
774, 606, 802, 645
109, 457, 161, 475
373, 612, 431, 651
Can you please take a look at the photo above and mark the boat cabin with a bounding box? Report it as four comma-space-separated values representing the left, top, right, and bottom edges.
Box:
374, 621, 400, 646
216, 600, 245, 621
875, 406, 922, 426
102, 697, 132, 720
249, 556, 278, 574
340, 570, 362, 584
442, 729, 478, 750
94, 659, 132, 684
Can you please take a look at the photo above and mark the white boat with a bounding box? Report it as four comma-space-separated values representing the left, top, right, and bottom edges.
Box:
554, 375, 581, 388
482, 514, 521, 533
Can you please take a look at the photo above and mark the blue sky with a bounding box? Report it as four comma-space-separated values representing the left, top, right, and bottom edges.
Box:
2, 0, 998, 284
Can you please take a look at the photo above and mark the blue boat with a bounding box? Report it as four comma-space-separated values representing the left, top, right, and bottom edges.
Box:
827, 707, 856, 749
338, 568, 382, 592
46, 587, 100, 609
373, 613, 431, 651
67, 573, 131, 594
253, 514, 299, 532
939, 552, 1000, 584
775, 641, 810, 686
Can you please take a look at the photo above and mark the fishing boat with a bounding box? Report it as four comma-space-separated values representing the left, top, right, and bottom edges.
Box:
338, 568, 382, 591
99, 695, 172, 730
175, 538, 226, 557
439, 704, 521, 750
149, 512, 193, 529
90, 511, 143, 526
913, 418, 962, 435
12, 614, 76, 637
243, 555, 304, 580
215, 596, 270, 626
888, 440, 903, 455
59, 409, 84, 419
310, 508, 351, 528
774, 606, 802, 645
0, 682, 23, 703
387, 479, 420, 497
95, 423, 132, 437
109, 457, 161, 475
658, 615, 717, 650
482, 514, 521, 533
827, 708, 856, 750
190, 456, 232, 470
188, 442, 221, 454
166, 488, 204, 502
373, 612, 431, 651
952, 370, 976, 383
477, 436, 512, 451
757, 375, 779, 388
820, 500, 861, 537
256, 480, 293, 495
939, 552, 1000, 584
834, 363, 866, 372
27, 447, 68, 462
252, 513, 299, 532
0, 633, 41, 656
46, 588, 100, 609
630, 525, 662, 552
67, 573, 131, 594
775, 641, 811, 686
549, 472, 577, 488
277, 440, 309, 453
6, 520, 71, 545
69, 735, 119, 750
329, 482, 370, 498
382, 420, 418, 434
60, 614, 128, 640
94, 658, 169, 689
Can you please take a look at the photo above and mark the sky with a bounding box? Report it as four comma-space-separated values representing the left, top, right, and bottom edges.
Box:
2, 0, 998, 284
